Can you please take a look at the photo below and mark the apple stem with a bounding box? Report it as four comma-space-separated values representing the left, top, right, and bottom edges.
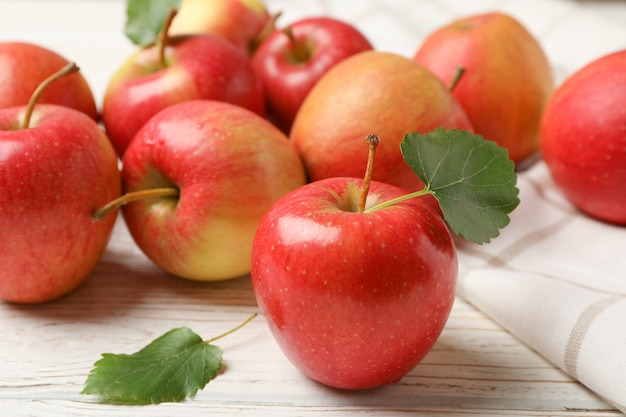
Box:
447, 66, 466, 92
92, 187, 180, 221
358, 134, 380, 213
283, 26, 310, 63
204, 313, 258, 344
249, 11, 282, 54
20, 62, 80, 130
157, 7, 178, 68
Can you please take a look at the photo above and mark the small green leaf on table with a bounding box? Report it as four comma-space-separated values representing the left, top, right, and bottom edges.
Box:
125, 0, 182, 46
82, 327, 222, 404
400, 128, 520, 244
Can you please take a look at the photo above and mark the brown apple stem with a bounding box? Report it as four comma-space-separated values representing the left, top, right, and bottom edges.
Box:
447, 66, 466, 92
157, 7, 178, 68
249, 11, 282, 54
92, 187, 179, 221
358, 134, 380, 213
283, 26, 310, 63
20, 62, 80, 130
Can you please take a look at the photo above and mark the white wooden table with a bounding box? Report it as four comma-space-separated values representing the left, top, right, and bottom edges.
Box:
1, 1, 625, 415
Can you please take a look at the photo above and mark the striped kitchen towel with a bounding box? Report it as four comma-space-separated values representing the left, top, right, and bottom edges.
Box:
457, 161, 626, 413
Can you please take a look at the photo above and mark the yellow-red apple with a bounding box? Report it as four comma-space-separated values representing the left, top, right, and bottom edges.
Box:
414, 12, 553, 165
102, 34, 265, 157
290, 51, 473, 192
169, 0, 271, 54
120, 99, 307, 281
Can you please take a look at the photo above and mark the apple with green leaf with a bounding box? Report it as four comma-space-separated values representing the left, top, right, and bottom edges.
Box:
168, 0, 272, 54
540, 49, 626, 225
252, 16, 373, 133
102, 8, 265, 156
0, 41, 98, 120
82, 128, 518, 401
251, 130, 519, 389
290, 50, 473, 193
0, 63, 121, 304
413, 12, 553, 165
97, 99, 306, 281
82, 123, 519, 404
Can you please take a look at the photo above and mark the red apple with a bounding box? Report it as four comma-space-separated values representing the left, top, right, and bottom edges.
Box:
290, 51, 473, 192
413, 12, 553, 165
102, 33, 265, 157
118, 99, 306, 281
251, 176, 457, 389
540, 49, 626, 225
252, 16, 373, 133
0, 65, 120, 304
169, 0, 272, 54
0, 41, 98, 120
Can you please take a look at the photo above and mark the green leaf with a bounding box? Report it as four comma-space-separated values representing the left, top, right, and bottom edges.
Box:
125, 0, 182, 46
82, 327, 222, 404
400, 128, 520, 244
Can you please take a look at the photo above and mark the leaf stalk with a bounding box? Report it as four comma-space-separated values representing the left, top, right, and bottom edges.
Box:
363, 188, 433, 213
205, 313, 258, 344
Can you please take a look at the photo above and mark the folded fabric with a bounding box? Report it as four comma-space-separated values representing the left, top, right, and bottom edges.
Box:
457, 162, 626, 413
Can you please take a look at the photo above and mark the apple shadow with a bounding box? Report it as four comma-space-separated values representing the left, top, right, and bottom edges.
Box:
4, 249, 259, 322
297, 325, 579, 413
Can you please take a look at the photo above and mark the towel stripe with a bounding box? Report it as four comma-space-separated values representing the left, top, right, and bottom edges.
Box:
564, 295, 622, 378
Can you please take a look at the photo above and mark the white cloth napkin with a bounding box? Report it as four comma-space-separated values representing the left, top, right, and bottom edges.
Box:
456, 161, 626, 413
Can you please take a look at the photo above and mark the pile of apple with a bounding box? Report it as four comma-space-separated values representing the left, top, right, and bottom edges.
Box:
1, 0, 624, 391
